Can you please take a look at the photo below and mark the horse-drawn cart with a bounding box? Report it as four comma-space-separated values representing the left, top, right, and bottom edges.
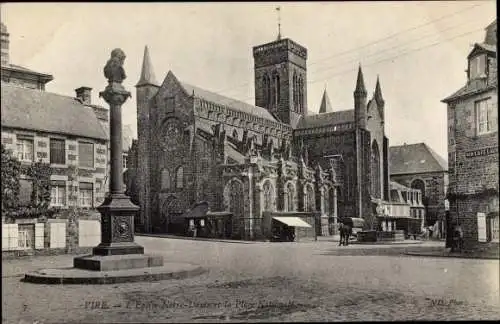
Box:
338, 217, 365, 245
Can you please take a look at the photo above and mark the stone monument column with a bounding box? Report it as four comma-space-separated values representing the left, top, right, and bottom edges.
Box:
92, 48, 143, 256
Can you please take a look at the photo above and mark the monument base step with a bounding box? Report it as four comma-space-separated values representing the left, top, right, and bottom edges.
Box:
74, 254, 164, 271
92, 241, 145, 256
24, 262, 205, 285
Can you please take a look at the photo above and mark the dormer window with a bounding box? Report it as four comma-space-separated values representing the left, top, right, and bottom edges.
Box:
469, 54, 486, 80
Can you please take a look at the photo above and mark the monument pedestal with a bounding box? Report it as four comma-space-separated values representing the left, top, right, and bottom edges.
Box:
74, 193, 164, 271
74, 254, 164, 271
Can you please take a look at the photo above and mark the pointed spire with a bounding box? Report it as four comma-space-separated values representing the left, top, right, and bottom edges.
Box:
319, 89, 333, 113
354, 64, 367, 96
276, 6, 282, 40
374, 75, 384, 105
136, 46, 158, 87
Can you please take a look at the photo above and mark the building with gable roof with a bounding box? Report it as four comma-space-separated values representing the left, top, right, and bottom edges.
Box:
442, 19, 499, 246
131, 32, 393, 239
389, 142, 448, 237
1, 22, 132, 212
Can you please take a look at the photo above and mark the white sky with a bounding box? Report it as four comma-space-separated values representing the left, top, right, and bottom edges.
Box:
1, 2, 496, 160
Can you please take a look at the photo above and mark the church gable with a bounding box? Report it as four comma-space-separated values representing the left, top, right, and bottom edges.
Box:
367, 98, 383, 121
155, 71, 195, 122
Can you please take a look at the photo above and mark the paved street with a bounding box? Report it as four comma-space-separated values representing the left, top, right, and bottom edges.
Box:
3, 237, 499, 323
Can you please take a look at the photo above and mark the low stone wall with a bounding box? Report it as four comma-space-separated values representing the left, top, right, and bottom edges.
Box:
357, 230, 377, 242
2, 209, 101, 259
377, 230, 405, 242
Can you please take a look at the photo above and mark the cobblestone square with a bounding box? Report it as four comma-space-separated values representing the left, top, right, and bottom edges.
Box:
3, 237, 499, 322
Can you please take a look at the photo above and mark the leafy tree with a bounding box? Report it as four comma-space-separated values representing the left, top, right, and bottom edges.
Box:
26, 159, 52, 210
1, 144, 21, 214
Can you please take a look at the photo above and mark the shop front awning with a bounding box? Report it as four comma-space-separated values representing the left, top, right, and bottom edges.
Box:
273, 217, 311, 228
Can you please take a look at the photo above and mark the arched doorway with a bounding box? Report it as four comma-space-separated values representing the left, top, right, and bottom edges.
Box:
161, 195, 183, 234
262, 180, 275, 212
371, 140, 381, 199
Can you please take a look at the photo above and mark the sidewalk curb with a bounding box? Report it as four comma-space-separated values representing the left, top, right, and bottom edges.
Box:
405, 251, 499, 260
135, 233, 261, 244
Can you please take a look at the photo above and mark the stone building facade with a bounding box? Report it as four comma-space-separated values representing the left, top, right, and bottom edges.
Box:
1, 22, 131, 211
389, 143, 448, 236
132, 35, 391, 238
442, 19, 499, 247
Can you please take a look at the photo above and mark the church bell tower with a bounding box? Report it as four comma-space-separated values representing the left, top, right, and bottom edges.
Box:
253, 38, 308, 125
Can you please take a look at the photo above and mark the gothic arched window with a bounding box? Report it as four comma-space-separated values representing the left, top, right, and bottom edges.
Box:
328, 187, 335, 215
286, 182, 295, 212
298, 76, 304, 113
232, 129, 239, 140
263, 74, 271, 107
175, 166, 184, 189
161, 169, 170, 190
263, 180, 274, 212
293, 72, 298, 110
371, 141, 381, 198
274, 73, 280, 107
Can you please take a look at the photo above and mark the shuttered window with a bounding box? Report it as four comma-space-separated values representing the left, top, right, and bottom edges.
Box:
78, 142, 94, 168
79, 182, 93, 207
50, 138, 66, 164
16, 138, 34, 162
475, 98, 493, 135
469, 54, 486, 79
50, 180, 66, 207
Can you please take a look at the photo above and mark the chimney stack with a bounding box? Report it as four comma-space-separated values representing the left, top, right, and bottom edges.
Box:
75, 87, 92, 105
1, 22, 9, 66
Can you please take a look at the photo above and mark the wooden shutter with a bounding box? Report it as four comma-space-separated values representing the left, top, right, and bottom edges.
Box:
35, 223, 44, 249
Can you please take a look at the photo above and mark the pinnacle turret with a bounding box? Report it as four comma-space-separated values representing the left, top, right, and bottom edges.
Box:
136, 46, 158, 87
354, 65, 367, 96
374, 75, 384, 106
319, 89, 333, 113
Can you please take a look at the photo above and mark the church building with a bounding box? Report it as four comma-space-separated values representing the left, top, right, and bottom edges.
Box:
132, 35, 391, 239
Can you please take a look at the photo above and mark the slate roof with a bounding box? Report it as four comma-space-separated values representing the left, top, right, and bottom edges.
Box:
390, 181, 411, 191
1, 63, 53, 80
443, 42, 497, 103
295, 109, 355, 129
225, 142, 245, 164
389, 143, 447, 175
442, 78, 497, 103
1, 82, 108, 140
180, 82, 277, 122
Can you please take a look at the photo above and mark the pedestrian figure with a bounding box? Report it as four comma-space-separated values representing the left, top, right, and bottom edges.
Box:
451, 225, 463, 253
338, 223, 352, 246
338, 223, 344, 246
193, 223, 198, 238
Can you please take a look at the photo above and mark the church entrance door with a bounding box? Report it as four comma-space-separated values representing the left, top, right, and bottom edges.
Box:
227, 180, 244, 239
161, 196, 183, 234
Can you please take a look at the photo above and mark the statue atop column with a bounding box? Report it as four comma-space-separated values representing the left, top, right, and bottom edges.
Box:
104, 48, 127, 84
100, 48, 131, 101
